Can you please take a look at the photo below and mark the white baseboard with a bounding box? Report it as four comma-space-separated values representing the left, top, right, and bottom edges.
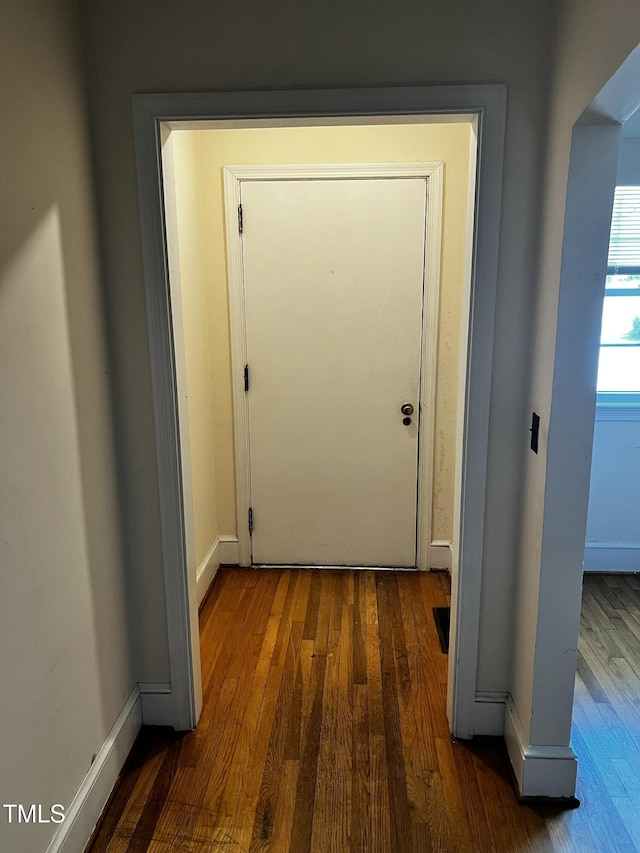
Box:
584, 542, 640, 573
44, 686, 142, 853
504, 695, 577, 799
196, 535, 239, 607
218, 535, 240, 566
472, 691, 507, 736
429, 540, 452, 570
139, 682, 174, 726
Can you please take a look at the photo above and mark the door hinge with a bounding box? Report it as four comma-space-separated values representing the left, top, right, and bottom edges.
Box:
248, 507, 253, 536
238, 203, 243, 234
244, 364, 249, 392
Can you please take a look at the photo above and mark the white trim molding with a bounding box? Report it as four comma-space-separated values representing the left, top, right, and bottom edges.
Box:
139, 681, 174, 726
223, 162, 444, 572
584, 542, 640, 572
504, 695, 578, 799
44, 687, 142, 853
595, 405, 640, 421
132, 84, 506, 738
217, 536, 240, 566
196, 535, 240, 606
134, 99, 202, 732
472, 691, 507, 736
429, 540, 452, 570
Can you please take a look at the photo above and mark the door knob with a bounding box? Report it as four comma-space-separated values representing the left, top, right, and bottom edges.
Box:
401, 403, 414, 416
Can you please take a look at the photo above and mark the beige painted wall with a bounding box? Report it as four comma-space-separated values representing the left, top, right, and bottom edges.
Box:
0, 1, 134, 849
171, 132, 220, 568
183, 122, 471, 544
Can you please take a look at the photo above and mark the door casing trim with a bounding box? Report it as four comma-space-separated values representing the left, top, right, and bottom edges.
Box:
223, 162, 444, 570
131, 85, 506, 735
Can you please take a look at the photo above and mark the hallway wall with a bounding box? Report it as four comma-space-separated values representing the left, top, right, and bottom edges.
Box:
0, 0, 135, 849
170, 132, 221, 571
585, 415, 640, 571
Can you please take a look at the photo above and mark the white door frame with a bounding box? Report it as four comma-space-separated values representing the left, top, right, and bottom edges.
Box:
223, 163, 444, 570
132, 86, 506, 735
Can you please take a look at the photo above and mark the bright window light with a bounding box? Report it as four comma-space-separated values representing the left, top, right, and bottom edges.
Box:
597, 187, 640, 402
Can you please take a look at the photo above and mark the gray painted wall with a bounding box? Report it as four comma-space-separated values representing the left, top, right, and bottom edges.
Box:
80, 0, 556, 698
586, 417, 640, 571
0, 0, 133, 849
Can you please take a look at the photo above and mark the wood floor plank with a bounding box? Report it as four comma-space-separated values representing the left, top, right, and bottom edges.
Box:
386, 576, 412, 710
211, 629, 290, 849
608, 615, 640, 673
171, 575, 282, 848
569, 727, 638, 852
363, 576, 391, 853
448, 738, 496, 852
289, 569, 312, 623
271, 571, 300, 667
573, 678, 630, 798
302, 570, 322, 640
268, 759, 300, 851
85, 729, 162, 852
193, 580, 280, 810
405, 577, 450, 742
119, 736, 182, 852
350, 683, 371, 853
250, 621, 303, 850
310, 574, 353, 853
576, 648, 610, 704
352, 572, 368, 687
166, 678, 239, 845
433, 737, 475, 853
375, 573, 412, 852
100, 731, 175, 853
470, 741, 517, 852
288, 572, 332, 853
283, 645, 304, 761
610, 798, 640, 853
394, 576, 441, 837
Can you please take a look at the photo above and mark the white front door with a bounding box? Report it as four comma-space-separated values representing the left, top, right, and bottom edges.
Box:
241, 178, 427, 567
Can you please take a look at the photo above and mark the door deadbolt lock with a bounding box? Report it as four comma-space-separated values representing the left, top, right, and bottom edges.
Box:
401, 403, 414, 416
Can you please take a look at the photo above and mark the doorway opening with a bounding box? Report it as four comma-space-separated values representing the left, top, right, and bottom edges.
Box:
132, 87, 506, 735
584, 118, 640, 575
571, 105, 640, 812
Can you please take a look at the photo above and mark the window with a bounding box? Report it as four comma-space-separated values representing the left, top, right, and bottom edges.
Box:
597, 185, 640, 405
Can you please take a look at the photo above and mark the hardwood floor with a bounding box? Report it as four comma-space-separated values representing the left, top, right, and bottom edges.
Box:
571, 573, 640, 851
86, 569, 640, 852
